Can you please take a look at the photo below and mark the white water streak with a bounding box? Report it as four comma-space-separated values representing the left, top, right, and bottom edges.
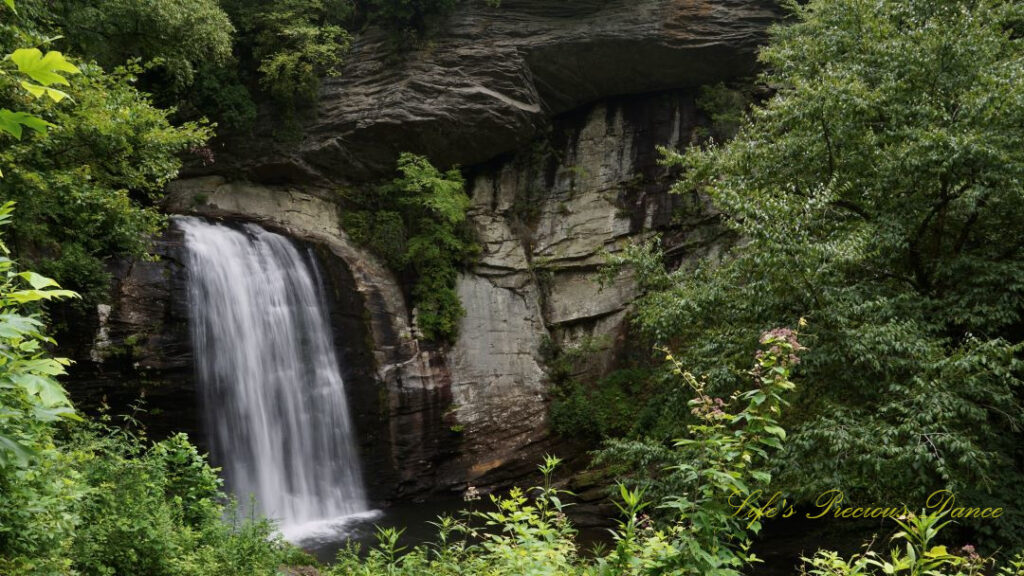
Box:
177, 216, 367, 535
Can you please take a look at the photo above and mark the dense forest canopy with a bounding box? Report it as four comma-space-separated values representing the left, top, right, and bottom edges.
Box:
0, 0, 1022, 574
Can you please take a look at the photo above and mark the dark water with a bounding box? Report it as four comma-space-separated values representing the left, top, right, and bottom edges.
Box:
295, 498, 616, 564
296, 499, 478, 563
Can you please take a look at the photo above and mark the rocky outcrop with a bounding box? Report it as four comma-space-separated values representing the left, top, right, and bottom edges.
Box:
160, 180, 455, 499
442, 92, 731, 488
66, 228, 199, 441
70, 0, 773, 502
215, 0, 779, 183
75, 88, 732, 501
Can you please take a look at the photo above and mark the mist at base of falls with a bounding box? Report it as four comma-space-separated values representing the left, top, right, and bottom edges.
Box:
177, 216, 371, 541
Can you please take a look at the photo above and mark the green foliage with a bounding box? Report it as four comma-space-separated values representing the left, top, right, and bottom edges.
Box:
550, 368, 652, 441
328, 335, 1024, 576
333, 500, 1024, 576
0, 207, 311, 575
16, 0, 254, 131
148, 433, 223, 527
189, 62, 257, 133
8, 47, 80, 103
224, 0, 353, 114
332, 331, 988, 576
595, 330, 803, 575
327, 455, 584, 576
0, 47, 209, 307
0, 4, 208, 307
612, 0, 1024, 547
0, 25, 79, 174
0, 201, 79, 469
694, 82, 751, 142
65, 420, 303, 576
342, 153, 477, 343
49, 0, 234, 97
801, 512, 1002, 576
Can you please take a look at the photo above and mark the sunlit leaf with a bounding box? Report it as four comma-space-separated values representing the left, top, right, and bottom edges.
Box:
18, 271, 60, 290
20, 81, 71, 103
0, 109, 51, 139
10, 48, 79, 87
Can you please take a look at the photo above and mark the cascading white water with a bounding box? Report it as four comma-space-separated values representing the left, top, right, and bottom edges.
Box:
177, 216, 372, 540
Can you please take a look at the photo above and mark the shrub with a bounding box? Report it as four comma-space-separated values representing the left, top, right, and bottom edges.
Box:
342, 153, 477, 344
550, 369, 653, 441
223, 0, 353, 116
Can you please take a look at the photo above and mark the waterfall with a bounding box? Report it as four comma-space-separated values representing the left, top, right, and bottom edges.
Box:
177, 216, 372, 540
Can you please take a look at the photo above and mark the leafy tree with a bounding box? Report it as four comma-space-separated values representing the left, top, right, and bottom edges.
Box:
0, 7, 80, 169
0, 0, 253, 134
362, 0, 457, 42
189, 61, 258, 132
0, 62, 210, 307
0, 202, 79, 459
0, 194, 80, 574
47, 0, 234, 97
360, 0, 500, 47
0, 3, 211, 311
615, 0, 1024, 547
222, 0, 353, 115
342, 153, 477, 343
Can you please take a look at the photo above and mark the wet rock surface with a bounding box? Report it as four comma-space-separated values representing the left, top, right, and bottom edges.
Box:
66, 0, 774, 501
211, 0, 778, 183
79, 91, 728, 500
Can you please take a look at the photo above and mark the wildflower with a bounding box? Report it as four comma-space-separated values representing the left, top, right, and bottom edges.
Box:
961, 544, 980, 561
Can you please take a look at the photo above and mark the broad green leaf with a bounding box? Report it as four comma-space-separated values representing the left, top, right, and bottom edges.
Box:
32, 405, 80, 422
11, 371, 70, 405
3, 0, 14, 13
6, 287, 77, 304
0, 434, 33, 467
20, 81, 71, 103
18, 271, 60, 290
18, 358, 69, 376
17, 339, 39, 352
0, 109, 51, 139
0, 313, 43, 338
925, 546, 949, 558
10, 48, 79, 87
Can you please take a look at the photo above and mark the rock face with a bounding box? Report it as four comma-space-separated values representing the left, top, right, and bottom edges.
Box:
161, 180, 453, 499
443, 92, 731, 487
66, 228, 199, 441
84, 91, 727, 500
70, 1, 773, 501
216, 0, 779, 183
